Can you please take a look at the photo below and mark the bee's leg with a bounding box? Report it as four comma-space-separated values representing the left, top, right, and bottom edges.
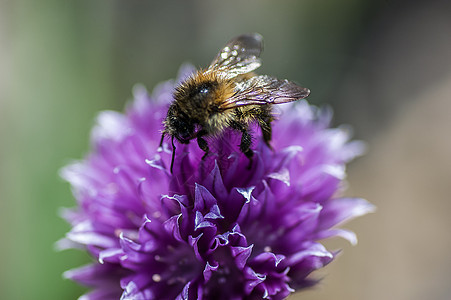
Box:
257, 107, 273, 149
240, 129, 254, 169
196, 130, 210, 160
259, 120, 272, 149
231, 121, 254, 169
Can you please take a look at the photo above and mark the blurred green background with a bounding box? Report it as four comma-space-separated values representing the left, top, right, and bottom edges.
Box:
2, 0, 451, 299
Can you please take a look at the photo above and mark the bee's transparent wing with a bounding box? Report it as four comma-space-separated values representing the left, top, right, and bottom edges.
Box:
206, 33, 263, 79
219, 75, 310, 110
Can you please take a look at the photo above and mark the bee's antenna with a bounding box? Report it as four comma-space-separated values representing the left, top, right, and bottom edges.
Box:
170, 136, 176, 173
158, 132, 165, 151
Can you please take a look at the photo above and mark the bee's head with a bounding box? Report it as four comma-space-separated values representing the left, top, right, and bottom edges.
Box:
164, 104, 195, 144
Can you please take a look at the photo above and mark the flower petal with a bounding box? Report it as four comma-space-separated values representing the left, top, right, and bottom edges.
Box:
318, 197, 376, 230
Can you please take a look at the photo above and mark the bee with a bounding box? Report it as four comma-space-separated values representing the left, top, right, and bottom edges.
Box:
160, 33, 310, 172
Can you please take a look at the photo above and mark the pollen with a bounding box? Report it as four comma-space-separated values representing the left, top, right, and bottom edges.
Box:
152, 274, 161, 282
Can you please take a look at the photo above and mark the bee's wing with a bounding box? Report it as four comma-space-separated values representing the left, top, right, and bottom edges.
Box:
219, 75, 310, 110
207, 33, 263, 79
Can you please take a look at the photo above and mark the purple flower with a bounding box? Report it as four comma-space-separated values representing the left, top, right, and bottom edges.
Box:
59, 65, 374, 300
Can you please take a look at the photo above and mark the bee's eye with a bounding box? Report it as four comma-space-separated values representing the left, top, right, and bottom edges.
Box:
199, 87, 209, 94
196, 84, 211, 96
190, 82, 215, 104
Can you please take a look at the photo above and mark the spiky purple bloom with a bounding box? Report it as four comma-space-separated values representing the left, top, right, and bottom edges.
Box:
59, 65, 374, 300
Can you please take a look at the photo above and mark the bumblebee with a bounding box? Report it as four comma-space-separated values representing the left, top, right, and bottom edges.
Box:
160, 33, 310, 171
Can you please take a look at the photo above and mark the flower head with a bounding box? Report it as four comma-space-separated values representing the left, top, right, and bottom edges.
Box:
60, 65, 374, 299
